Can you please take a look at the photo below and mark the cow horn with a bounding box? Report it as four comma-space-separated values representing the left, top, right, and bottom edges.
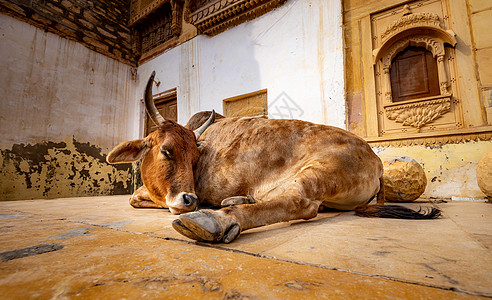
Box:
144, 71, 165, 126
194, 110, 216, 140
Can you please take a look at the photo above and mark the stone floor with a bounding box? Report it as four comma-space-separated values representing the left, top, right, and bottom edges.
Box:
0, 196, 491, 299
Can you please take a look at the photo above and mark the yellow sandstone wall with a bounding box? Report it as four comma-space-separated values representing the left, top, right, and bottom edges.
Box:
343, 0, 492, 199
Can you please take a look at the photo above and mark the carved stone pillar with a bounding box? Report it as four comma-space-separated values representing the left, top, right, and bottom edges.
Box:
383, 67, 392, 103
437, 54, 448, 94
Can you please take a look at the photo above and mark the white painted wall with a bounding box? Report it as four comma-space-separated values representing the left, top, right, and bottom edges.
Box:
137, 0, 345, 130
0, 14, 138, 152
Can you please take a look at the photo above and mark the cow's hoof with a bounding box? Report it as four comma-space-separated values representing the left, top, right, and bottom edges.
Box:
221, 195, 256, 207
172, 210, 241, 243
172, 219, 205, 242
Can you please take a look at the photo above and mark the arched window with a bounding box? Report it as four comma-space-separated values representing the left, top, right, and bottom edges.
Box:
390, 46, 440, 102
370, 9, 459, 134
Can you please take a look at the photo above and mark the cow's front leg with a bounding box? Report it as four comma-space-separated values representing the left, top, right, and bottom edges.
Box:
129, 185, 163, 208
172, 190, 320, 243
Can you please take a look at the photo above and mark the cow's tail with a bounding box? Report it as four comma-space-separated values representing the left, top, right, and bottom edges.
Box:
355, 204, 441, 219
354, 177, 441, 220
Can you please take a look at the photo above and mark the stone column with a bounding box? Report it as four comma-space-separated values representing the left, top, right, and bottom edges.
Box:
383, 67, 392, 103
437, 55, 448, 94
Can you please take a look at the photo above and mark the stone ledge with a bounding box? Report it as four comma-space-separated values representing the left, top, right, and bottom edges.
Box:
366, 126, 492, 147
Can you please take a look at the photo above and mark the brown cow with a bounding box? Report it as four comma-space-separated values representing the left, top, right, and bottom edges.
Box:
107, 71, 440, 243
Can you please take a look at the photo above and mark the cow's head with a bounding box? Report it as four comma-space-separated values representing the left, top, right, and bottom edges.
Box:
106, 71, 215, 214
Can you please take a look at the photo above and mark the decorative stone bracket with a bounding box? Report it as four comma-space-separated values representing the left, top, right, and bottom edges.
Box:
384, 96, 451, 131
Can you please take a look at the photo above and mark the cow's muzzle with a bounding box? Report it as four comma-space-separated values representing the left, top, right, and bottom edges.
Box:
168, 192, 199, 215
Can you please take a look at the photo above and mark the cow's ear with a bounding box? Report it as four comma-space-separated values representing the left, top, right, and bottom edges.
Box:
107, 139, 150, 164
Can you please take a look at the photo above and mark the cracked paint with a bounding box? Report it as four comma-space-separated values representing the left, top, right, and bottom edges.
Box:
0, 137, 132, 200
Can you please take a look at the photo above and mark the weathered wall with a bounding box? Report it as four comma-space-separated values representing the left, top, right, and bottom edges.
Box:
470, 0, 492, 123
1, 138, 132, 200
137, 0, 346, 128
343, 0, 492, 199
0, 0, 134, 65
0, 14, 139, 200
376, 141, 492, 199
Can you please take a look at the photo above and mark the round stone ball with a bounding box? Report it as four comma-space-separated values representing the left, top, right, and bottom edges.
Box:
477, 150, 492, 198
382, 156, 427, 202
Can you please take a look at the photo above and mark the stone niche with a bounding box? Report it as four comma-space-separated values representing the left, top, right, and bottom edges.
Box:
371, 0, 462, 137
187, 0, 287, 36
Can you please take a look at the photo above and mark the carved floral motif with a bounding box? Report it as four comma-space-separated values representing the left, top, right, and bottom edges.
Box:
367, 131, 492, 148
381, 12, 441, 42
385, 97, 451, 130
383, 35, 444, 68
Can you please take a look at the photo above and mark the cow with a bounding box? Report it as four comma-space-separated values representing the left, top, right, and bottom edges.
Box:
107, 71, 440, 243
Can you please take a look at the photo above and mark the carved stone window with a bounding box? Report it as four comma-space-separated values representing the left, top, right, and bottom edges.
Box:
371, 3, 461, 134
390, 46, 440, 102
130, 0, 184, 61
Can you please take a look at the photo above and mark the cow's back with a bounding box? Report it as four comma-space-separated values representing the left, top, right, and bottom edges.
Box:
194, 117, 382, 209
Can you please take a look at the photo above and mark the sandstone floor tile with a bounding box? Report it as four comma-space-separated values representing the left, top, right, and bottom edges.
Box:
1, 197, 490, 298
0, 208, 483, 299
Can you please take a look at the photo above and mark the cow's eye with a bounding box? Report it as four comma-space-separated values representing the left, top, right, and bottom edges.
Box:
160, 147, 173, 160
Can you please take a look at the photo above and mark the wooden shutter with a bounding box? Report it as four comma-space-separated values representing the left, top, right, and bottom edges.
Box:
390, 46, 440, 102
145, 89, 177, 135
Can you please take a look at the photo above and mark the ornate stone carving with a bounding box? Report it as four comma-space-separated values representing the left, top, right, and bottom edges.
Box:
130, 0, 170, 26
371, 9, 458, 133
170, 0, 184, 37
382, 35, 444, 68
139, 5, 174, 54
381, 12, 441, 42
187, 0, 287, 35
366, 130, 492, 148
130, 0, 185, 60
380, 35, 453, 98
437, 55, 449, 94
385, 97, 451, 131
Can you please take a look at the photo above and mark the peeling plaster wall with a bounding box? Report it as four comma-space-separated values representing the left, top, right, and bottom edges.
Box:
137, 0, 345, 128
0, 14, 138, 200
0, 138, 131, 200
375, 141, 492, 200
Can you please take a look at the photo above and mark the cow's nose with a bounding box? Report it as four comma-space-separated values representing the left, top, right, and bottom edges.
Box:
182, 193, 198, 207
